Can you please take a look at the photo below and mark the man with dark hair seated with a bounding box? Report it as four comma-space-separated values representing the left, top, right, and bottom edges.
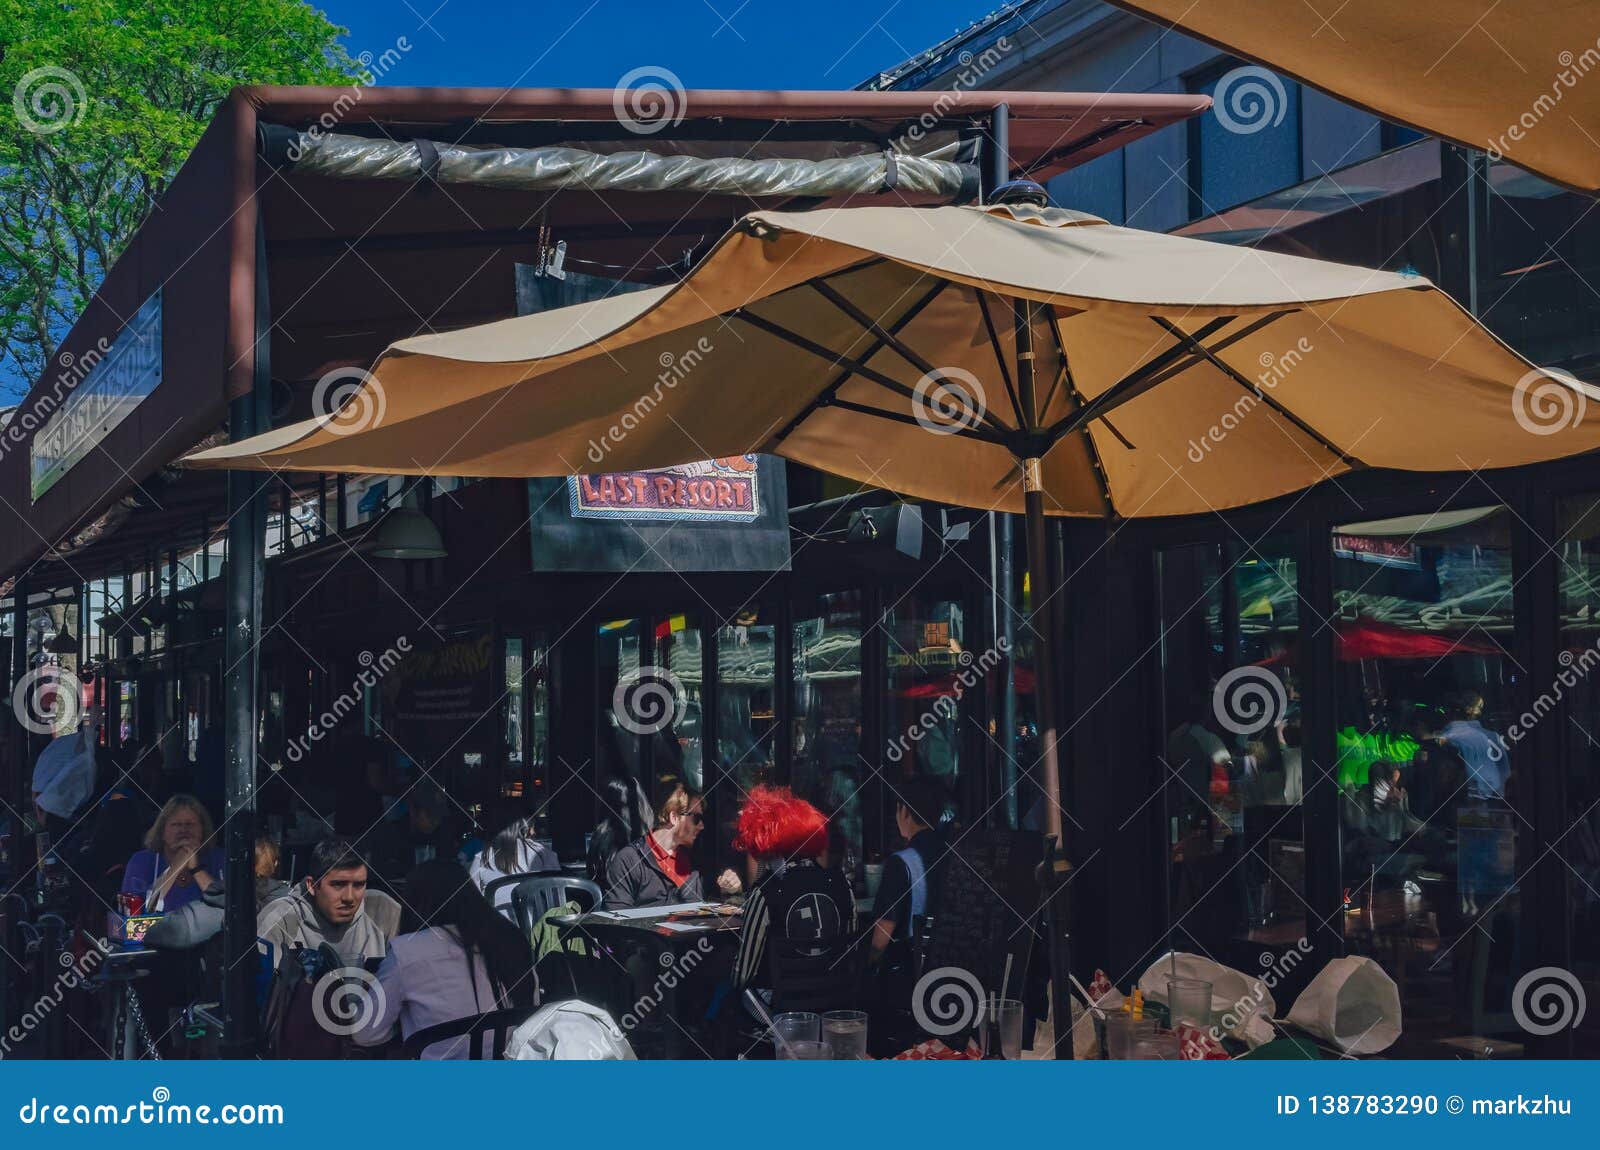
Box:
868, 776, 950, 968
257, 839, 389, 966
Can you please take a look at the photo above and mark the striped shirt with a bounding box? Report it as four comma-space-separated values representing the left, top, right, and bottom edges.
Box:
732, 859, 857, 990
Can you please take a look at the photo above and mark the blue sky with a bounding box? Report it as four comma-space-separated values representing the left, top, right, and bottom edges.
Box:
315, 0, 1000, 89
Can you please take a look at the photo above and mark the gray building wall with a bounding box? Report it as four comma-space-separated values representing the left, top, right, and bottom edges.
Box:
869, 0, 1395, 232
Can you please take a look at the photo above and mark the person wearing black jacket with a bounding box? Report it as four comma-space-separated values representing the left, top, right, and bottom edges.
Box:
729, 787, 856, 992
602, 781, 741, 909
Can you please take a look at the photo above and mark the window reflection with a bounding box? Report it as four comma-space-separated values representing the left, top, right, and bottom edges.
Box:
793, 591, 863, 866
1158, 538, 1302, 963
716, 612, 775, 794
1332, 507, 1520, 1049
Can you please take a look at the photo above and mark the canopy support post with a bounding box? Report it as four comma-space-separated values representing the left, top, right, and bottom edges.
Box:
1015, 297, 1075, 1058
221, 217, 271, 1058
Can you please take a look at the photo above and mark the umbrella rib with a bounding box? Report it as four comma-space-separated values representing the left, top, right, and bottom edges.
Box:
759, 279, 950, 450
1149, 316, 1362, 468
1045, 316, 1116, 518
1043, 315, 1235, 446
1136, 311, 1291, 391
735, 302, 1010, 443
825, 397, 1008, 446
975, 290, 1028, 432
806, 279, 1013, 437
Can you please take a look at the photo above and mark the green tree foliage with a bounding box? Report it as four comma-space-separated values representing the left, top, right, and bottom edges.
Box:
0, 0, 358, 398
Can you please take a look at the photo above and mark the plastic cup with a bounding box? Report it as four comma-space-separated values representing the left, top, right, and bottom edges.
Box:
981, 998, 1025, 1060
777, 1039, 830, 1060
771, 1011, 820, 1055
822, 1010, 869, 1059
1165, 976, 1213, 1030
1104, 1014, 1157, 1059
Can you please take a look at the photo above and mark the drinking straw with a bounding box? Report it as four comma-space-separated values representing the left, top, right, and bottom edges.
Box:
1000, 953, 1014, 1003
742, 989, 797, 1059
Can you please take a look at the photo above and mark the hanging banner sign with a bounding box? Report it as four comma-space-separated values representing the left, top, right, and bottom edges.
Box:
568, 456, 761, 522
31, 290, 163, 501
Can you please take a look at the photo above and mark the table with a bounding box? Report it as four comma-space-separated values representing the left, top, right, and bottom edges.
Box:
557, 904, 743, 1058
88, 946, 161, 1060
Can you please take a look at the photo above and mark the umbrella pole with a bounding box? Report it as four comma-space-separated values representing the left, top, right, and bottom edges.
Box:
1015, 298, 1074, 1056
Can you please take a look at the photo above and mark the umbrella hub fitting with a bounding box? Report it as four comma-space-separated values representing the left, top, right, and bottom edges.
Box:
1022, 457, 1044, 493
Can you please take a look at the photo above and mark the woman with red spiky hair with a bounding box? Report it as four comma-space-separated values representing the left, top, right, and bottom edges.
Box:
729, 786, 858, 994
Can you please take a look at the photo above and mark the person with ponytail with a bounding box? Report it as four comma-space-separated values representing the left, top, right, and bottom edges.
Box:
354, 859, 537, 1058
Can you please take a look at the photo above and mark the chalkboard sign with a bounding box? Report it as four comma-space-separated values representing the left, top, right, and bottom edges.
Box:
922, 828, 1047, 996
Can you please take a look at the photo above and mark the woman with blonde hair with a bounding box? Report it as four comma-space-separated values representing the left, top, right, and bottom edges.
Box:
120, 794, 222, 912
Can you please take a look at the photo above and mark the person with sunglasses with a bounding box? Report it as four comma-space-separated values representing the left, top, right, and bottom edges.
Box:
601, 780, 741, 909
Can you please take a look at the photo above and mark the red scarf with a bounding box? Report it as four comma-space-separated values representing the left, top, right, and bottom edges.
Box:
646, 831, 691, 887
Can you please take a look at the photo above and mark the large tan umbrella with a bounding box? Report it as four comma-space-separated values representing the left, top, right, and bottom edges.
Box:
1106, 0, 1600, 193
186, 200, 1600, 846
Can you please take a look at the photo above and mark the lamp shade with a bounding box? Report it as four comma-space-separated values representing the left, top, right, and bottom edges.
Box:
45, 628, 78, 655
371, 507, 447, 560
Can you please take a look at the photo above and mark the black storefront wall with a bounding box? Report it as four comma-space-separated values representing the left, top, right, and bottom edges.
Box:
1074, 460, 1592, 1056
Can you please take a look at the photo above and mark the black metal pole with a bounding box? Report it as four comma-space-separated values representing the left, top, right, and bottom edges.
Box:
1014, 298, 1074, 1056
220, 218, 270, 1057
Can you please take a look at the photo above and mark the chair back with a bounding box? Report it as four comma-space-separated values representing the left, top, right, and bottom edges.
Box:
766, 932, 864, 1016
401, 1007, 532, 1060
511, 875, 603, 937
363, 889, 402, 938
484, 871, 556, 917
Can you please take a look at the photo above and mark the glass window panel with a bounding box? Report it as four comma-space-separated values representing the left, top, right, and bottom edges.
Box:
883, 593, 965, 850
1157, 538, 1302, 966
655, 616, 704, 791
717, 614, 775, 795
793, 590, 864, 865
1556, 494, 1600, 1056
1332, 506, 1519, 1050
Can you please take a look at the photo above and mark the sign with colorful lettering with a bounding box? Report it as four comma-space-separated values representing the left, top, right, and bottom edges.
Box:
31, 290, 162, 501
567, 456, 761, 522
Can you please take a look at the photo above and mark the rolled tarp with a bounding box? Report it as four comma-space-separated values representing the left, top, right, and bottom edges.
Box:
265, 127, 980, 202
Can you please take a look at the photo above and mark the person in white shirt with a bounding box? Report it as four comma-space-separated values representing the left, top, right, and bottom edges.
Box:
353, 859, 538, 1058
469, 815, 561, 911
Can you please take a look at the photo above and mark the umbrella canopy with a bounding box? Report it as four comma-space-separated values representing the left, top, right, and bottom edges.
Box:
1105, 0, 1600, 193
186, 201, 1600, 520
